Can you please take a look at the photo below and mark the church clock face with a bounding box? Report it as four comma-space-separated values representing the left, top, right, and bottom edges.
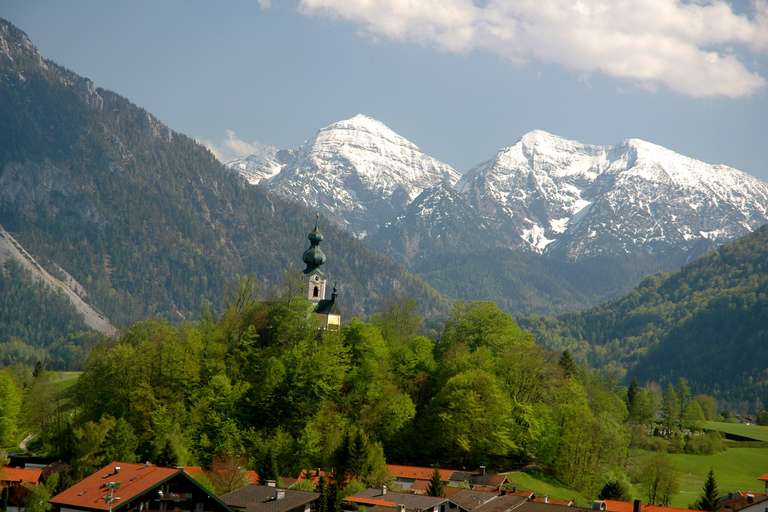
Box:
314, 275, 320, 282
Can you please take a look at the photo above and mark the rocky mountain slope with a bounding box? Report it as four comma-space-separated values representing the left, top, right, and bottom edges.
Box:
0, 224, 115, 335
523, 225, 768, 404
0, 18, 447, 343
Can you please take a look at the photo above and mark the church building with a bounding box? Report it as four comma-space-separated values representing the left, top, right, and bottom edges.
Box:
302, 217, 341, 331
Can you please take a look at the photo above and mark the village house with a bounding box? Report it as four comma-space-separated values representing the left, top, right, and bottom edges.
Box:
0, 466, 43, 512
385, 465, 506, 495
601, 499, 692, 512
447, 490, 498, 512
719, 492, 768, 512
220, 484, 319, 512
49, 462, 232, 512
343, 486, 450, 512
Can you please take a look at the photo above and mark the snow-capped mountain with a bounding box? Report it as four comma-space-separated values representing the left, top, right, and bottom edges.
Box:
227, 148, 292, 185
230, 122, 768, 261
227, 114, 460, 236
457, 130, 768, 259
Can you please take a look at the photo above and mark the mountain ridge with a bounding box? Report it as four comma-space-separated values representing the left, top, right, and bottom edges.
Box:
522, 224, 768, 403
231, 117, 768, 313
0, 17, 448, 343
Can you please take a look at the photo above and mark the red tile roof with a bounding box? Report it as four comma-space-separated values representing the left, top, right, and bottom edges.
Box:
0, 467, 42, 485
50, 462, 179, 511
345, 496, 398, 508
505, 490, 534, 498
244, 471, 260, 485
759, 474, 768, 482
387, 465, 454, 482
604, 500, 692, 512
531, 498, 572, 507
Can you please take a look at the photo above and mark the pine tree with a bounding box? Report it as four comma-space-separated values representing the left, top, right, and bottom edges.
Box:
426, 466, 445, 497
317, 475, 329, 512
558, 351, 577, 378
155, 439, 178, 467
627, 379, 639, 410
693, 469, 719, 511
599, 480, 629, 500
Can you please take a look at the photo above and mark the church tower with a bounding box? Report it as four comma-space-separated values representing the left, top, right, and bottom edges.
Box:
303, 215, 327, 304
302, 216, 341, 330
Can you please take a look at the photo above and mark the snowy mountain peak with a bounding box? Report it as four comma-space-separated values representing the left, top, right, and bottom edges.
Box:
229, 114, 460, 236
458, 131, 768, 258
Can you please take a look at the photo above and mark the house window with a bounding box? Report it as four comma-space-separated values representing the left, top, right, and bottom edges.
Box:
313, 286, 319, 297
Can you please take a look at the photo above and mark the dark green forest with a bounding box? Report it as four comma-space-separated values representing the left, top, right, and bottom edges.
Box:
524, 225, 768, 407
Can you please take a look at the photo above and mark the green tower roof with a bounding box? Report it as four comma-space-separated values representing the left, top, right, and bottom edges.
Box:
302, 215, 326, 274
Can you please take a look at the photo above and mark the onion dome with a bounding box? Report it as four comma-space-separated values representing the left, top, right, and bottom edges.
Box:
303, 215, 326, 274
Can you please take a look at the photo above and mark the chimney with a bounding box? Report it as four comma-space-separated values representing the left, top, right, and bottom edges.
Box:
399, 505, 406, 512
266, 480, 277, 488
382, 485, 387, 496
544, 497, 549, 504
479, 466, 486, 476
277, 490, 286, 501
633, 499, 641, 512
115, 466, 121, 474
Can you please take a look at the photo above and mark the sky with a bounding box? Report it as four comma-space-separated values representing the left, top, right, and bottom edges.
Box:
3, 0, 768, 178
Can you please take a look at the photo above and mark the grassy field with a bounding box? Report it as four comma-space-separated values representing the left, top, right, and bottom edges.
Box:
630, 448, 768, 508
703, 421, 768, 442
504, 471, 587, 506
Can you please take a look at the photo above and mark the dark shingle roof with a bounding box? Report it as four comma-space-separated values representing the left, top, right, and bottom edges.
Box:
315, 298, 340, 315
351, 489, 448, 511
449, 490, 499, 511
473, 495, 528, 512
221, 485, 319, 512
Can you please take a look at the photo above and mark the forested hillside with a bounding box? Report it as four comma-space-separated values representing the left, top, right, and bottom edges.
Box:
524, 225, 768, 405
10, 293, 629, 498
0, 18, 445, 344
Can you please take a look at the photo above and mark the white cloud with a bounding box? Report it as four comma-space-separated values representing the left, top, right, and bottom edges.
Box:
257, 0, 272, 9
198, 130, 275, 163
298, 0, 768, 97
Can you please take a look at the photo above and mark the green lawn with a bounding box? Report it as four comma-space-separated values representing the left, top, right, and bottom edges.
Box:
630, 448, 768, 508
48, 370, 82, 391
703, 421, 768, 442
504, 471, 587, 506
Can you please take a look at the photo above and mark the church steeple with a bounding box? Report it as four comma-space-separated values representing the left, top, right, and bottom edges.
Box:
302, 214, 326, 275
301, 215, 341, 331
303, 214, 327, 305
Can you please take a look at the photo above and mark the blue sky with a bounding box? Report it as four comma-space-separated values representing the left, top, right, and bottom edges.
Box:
3, 0, 767, 178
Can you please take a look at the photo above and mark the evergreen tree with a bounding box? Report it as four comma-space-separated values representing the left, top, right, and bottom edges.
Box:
627, 379, 639, 411
426, 466, 445, 497
692, 469, 719, 511
260, 447, 280, 484
317, 476, 329, 512
559, 351, 577, 378
599, 480, 629, 500
155, 439, 178, 467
